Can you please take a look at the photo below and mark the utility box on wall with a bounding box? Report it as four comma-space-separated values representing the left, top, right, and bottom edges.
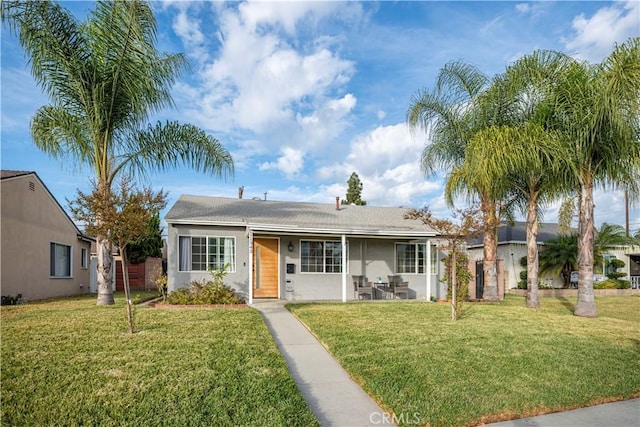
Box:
286, 263, 295, 274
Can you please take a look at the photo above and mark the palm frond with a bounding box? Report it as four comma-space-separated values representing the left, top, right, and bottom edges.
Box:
31, 105, 94, 167
112, 121, 234, 183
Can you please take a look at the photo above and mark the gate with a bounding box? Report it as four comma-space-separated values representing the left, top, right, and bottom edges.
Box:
475, 261, 484, 299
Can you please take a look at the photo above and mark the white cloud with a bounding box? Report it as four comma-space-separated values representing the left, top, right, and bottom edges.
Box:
313, 123, 441, 208
514, 2, 547, 18
376, 110, 386, 120
168, 1, 357, 144
480, 16, 504, 36
259, 146, 305, 178
0, 67, 47, 132
564, 0, 640, 62
172, 7, 208, 63
296, 93, 357, 150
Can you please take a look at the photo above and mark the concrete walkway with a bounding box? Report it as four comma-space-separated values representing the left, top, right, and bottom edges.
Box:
486, 398, 640, 427
254, 300, 393, 427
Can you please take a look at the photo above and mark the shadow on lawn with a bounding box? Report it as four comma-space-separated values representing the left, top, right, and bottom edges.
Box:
556, 296, 575, 313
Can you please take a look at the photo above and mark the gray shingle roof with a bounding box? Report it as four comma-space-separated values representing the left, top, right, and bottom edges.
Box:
1, 170, 33, 179
166, 195, 437, 237
468, 221, 573, 246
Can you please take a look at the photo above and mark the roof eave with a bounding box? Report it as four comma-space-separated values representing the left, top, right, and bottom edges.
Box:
166, 219, 437, 238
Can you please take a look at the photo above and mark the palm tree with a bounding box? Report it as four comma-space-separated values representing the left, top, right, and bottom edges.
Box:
593, 223, 638, 271
539, 233, 578, 288
407, 62, 503, 301
2, 1, 234, 305
549, 38, 640, 317
540, 223, 636, 288
454, 51, 574, 308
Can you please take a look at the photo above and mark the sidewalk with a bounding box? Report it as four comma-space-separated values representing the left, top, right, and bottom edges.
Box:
486, 398, 639, 427
254, 300, 393, 427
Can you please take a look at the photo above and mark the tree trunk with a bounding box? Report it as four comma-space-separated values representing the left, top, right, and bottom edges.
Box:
575, 178, 597, 317
121, 247, 135, 333
526, 194, 540, 308
96, 236, 115, 305
482, 199, 500, 301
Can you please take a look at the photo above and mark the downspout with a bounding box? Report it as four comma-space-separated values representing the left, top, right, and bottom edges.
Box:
248, 227, 254, 305
342, 234, 347, 302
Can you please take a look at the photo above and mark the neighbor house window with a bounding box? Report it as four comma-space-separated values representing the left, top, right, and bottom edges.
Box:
301, 240, 346, 273
178, 236, 236, 272
50, 243, 72, 277
396, 243, 432, 274
81, 247, 88, 269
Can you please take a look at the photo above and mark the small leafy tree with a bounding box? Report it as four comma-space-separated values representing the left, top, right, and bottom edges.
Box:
406, 207, 482, 320
126, 213, 163, 264
342, 172, 366, 205
70, 177, 167, 333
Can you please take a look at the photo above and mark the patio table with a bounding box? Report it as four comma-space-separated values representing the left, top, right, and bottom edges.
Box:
372, 282, 393, 300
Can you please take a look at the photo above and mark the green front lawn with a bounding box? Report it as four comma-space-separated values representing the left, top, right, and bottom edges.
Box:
1, 293, 318, 426
288, 295, 640, 426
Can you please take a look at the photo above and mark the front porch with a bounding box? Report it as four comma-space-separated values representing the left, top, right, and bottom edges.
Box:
247, 232, 444, 304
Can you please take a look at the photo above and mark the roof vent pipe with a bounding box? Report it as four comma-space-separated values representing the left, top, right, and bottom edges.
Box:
335, 196, 340, 210
238, 186, 244, 199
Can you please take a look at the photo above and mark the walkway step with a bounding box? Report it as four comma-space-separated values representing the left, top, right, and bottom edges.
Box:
255, 301, 393, 427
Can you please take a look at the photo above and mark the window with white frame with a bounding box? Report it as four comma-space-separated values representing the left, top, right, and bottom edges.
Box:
396, 243, 436, 274
301, 240, 346, 273
178, 236, 236, 272
50, 243, 72, 277
81, 247, 88, 269
430, 244, 438, 274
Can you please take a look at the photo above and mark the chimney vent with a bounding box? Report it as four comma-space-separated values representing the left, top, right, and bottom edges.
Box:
238, 186, 244, 199
335, 196, 340, 210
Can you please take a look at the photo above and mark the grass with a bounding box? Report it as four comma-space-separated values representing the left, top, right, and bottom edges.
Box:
288, 295, 640, 427
1, 293, 318, 426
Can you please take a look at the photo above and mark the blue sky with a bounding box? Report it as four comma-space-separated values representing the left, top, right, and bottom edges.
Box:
2, 1, 639, 233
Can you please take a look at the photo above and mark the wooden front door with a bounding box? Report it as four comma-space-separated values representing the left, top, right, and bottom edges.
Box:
253, 238, 279, 298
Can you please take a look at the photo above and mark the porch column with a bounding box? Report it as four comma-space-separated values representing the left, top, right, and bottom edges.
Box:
248, 228, 253, 305
426, 239, 432, 301
342, 234, 347, 302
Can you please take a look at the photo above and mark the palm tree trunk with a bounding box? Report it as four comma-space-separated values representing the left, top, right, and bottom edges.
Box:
96, 236, 115, 305
575, 178, 597, 317
526, 194, 540, 308
482, 199, 500, 301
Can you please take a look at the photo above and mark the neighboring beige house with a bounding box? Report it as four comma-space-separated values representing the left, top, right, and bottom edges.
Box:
603, 245, 640, 289
1, 171, 93, 301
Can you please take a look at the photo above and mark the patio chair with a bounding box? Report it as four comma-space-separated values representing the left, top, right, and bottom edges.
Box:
388, 275, 410, 299
353, 275, 373, 300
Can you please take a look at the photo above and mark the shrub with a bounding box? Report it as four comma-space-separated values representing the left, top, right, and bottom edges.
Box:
606, 258, 627, 280
517, 270, 528, 289
1, 294, 24, 306
616, 279, 631, 289
593, 279, 630, 290
165, 268, 245, 305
